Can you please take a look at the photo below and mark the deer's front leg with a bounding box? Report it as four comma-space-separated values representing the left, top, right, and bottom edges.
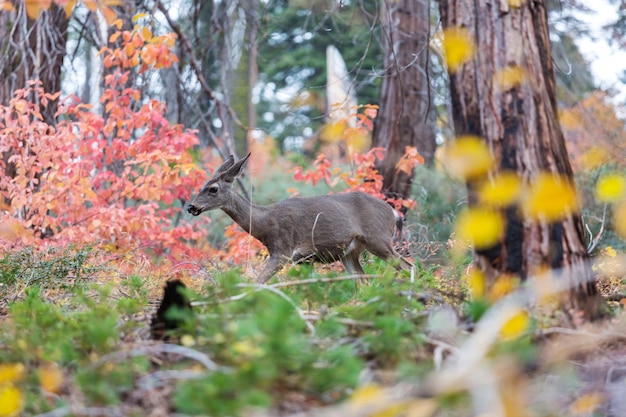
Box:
256, 254, 287, 283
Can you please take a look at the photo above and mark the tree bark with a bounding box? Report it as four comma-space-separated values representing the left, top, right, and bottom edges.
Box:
0, 3, 68, 187
0, 2, 68, 124
372, 0, 436, 202
439, 0, 602, 318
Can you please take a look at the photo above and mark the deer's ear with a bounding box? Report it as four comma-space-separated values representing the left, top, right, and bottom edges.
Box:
213, 155, 235, 177
223, 153, 251, 182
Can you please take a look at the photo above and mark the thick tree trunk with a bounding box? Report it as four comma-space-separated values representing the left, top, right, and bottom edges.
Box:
439, 0, 602, 318
372, 0, 435, 201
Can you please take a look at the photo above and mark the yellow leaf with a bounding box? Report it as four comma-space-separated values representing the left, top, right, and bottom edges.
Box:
0, 219, 31, 243
0, 384, 23, 417
180, 335, 196, 347
522, 173, 580, 222
39, 363, 63, 394
24, 0, 51, 19
133, 12, 147, 22
319, 120, 346, 144
82, 0, 98, 12
62, 0, 76, 17
0, 364, 25, 385
595, 173, 626, 202
405, 399, 438, 417
488, 274, 519, 302
465, 268, 486, 299
500, 309, 529, 340
345, 128, 371, 153
454, 207, 504, 249
444, 135, 495, 181
478, 171, 522, 207
558, 108, 582, 130
579, 146, 608, 170
349, 384, 383, 407
101, 6, 117, 25
1, 1, 16, 12
141, 26, 153, 41
439, 28, 476, 72
614, 201, 626, 239
569, 391, 604, 415
112, 18, 123, 30
495, 66, 527, 89
507, 0, 524, 8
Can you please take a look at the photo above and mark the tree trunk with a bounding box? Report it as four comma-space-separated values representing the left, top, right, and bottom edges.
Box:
0, 3, 68, 124
0, 3, 68, 187
439, 0, 603, 318
372, 0, 435, 202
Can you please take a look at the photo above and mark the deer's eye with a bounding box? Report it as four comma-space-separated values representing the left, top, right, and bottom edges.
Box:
208, 185, 219, 194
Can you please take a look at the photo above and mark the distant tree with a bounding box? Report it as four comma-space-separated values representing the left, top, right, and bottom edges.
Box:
0, 2, 68, 192
256, 0, 383, 149
0, 2, 68, 124
371, 0, 435, 203
439, 0, 603, 319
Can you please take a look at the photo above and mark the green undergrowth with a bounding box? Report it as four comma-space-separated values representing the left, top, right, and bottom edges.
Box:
0, 247, 442, 416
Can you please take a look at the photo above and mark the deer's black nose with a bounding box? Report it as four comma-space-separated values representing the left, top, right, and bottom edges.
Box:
187, 204, 200, 216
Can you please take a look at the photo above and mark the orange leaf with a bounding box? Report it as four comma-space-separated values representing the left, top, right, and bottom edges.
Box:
101, 6, 118, 25
1, 1, 16, 12
82, 0, 98, 12
24, 0, 47, 19
61, 0, 76, 17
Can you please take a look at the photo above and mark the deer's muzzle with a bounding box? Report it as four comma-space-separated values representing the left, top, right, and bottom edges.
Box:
187, 203, 203, 216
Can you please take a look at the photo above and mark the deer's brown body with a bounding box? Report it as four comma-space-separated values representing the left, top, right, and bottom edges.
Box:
187, 154, 412, 283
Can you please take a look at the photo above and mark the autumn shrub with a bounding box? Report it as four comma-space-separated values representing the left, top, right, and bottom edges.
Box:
0, 25, 213, 266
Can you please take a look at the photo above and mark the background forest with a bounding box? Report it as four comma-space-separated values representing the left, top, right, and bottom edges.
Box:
0, 0, 625, 416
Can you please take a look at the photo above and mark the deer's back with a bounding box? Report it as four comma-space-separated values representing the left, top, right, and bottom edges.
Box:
268, 192, 396, 245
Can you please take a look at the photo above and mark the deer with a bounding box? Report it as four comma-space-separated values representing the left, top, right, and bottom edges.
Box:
187, 153, 413, 283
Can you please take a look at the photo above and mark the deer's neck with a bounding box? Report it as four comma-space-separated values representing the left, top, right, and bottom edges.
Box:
221, 193, 267, 239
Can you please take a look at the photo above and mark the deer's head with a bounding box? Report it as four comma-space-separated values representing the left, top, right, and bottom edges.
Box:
187, 153, 250, 216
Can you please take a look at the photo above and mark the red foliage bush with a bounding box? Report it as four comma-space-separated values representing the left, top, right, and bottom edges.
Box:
0, 27, 214, 266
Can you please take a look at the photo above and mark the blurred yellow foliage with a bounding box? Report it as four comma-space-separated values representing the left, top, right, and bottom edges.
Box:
495, 66, 526, 90
455, 207, 504, 249
522, 173, 579, 222
444, 136, 495, 181
345, 128, 371, 153
569, 391, 604, 415
489, 274, 519, 302
180, 334, 196, 347
614, 202, 626, 239
39, 363, 64, 394
579, 146, 609, 170
507, 0, 524, 7
0, 218, 32, 243
0, 384, 23, 417
348, 384, 437, 417
319, 120, 346, 144
594, 173, 626, 202
500, 310, 529, 340
0, 364, 24, 385
439, 28, 476, 72
478, 172, 522, 207
465, 268, 486, 299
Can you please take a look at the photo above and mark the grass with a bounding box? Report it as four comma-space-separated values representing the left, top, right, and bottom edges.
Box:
0, 243, 624, 417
